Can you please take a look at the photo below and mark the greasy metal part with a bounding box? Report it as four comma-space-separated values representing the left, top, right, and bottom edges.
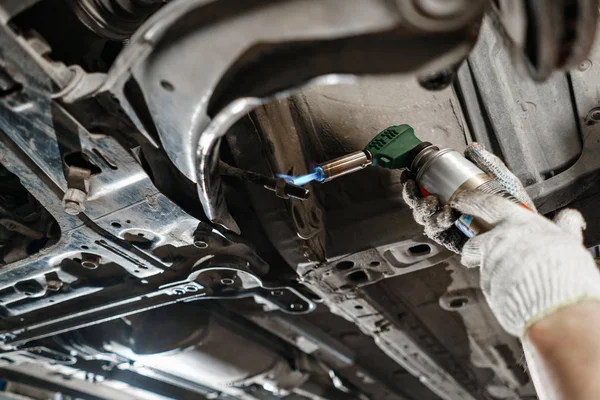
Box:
316, 151, 372, 183
48, 304, 378, 400
0, 346, 76, 366
53, 66, 106, 104
92, 0, 482, 233
62, 188, 86, 215
219, 161, 309, 200
242, 308, 421, 399
45, 278, 63, 291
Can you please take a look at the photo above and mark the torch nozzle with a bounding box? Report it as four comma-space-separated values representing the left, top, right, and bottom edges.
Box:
314, 150, 372, 183
277, 124, 420, 186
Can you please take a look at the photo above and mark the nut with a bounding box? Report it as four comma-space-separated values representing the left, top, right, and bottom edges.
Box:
62, 188, 86, 215
46, 279, 63, 291
63, 200, 82, 215
193, 225, 211, 248
81, 253, 101, 269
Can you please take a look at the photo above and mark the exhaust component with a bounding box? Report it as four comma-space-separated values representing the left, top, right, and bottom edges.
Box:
219, 161, 310, 200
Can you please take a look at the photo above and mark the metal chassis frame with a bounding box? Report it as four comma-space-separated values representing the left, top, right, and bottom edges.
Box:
0, 20, 313, 348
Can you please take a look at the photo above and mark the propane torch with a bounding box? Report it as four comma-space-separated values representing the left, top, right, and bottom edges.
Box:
299, 124, 526, 237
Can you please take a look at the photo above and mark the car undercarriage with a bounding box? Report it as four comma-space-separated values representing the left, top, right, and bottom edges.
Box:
0, 1, 598, 399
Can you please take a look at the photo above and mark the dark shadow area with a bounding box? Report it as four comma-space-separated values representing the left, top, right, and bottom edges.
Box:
0, 163, 59, 266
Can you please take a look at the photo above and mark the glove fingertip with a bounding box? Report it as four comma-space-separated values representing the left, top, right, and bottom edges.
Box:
402, 180, 419, 205
553, 208, 587, 240
460, 251, 480, 268
460, 236, 483, 268
431, 206, 456, 231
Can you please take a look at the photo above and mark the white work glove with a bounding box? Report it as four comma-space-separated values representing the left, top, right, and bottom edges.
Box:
451, 191, 600, 337
402, 143, 536, 253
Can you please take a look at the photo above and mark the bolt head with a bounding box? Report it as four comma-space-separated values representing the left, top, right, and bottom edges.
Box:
46, 280, 63, 291
63, 200, 82, 215
62, 188, 86, 215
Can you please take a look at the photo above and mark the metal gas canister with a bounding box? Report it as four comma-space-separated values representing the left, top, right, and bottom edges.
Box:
409, 143, 526, 237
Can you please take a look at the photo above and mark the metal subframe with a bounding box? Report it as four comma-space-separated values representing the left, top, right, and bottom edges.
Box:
0, 19, 312, 350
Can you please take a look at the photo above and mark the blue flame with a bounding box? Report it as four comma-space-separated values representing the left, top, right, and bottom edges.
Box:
278, 170, 321, 186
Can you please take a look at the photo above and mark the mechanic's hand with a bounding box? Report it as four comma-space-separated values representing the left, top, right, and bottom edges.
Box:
402, 143, 535, 253
452, 190, 600, 337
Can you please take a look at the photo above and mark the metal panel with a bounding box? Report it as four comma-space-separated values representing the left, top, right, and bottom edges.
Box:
458, 19, 582, 186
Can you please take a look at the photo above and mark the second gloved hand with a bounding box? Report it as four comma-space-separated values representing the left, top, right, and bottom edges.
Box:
452, 191, 600, 337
